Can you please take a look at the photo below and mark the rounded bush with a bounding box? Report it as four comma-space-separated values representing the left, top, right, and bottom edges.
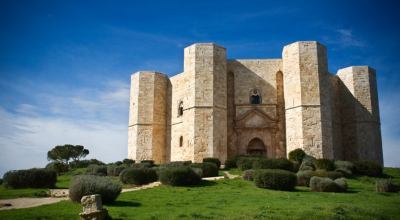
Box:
107, 165, 117, 176
70, 159, 105, 170
141, 160, 154, 166
252, 158, 293, 172
288, 148, 306, 163
3, 169, 57, 189
334, 161, 354, 172
314, 158, 335, 171
253, 169, 297, 191
324, 171, 344, 180
114, 161, 123, 166
335, 168, 352, 177
301, 155, 316, 166
159, 167, 200, 186
122, 159, 135, 165
191, 168, 203, 179
353, 160, 382, 177
203, 158, 221, 169
237, 158, 255, 171
69, 175, 121, 204
46, 162, 68, 174
119, 168, 157, 185
334, 178, 348, 192
161, 161, 189, 168
114, 165, 128, 176
296, 171, 310, 187
224, 158, 237, 169
203, 162, 219, 177
86, 164, 98, 173
92, 165, 107, 175
299, 164, 314, 171
292, 161, 300, 173
309, 176, 347, 192
243, 170, 255, 181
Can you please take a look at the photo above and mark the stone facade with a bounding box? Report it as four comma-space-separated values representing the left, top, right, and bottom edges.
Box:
128, 41, 384, 165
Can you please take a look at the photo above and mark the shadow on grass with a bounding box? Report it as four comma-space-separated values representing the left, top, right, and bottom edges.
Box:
106, 201, 141, 207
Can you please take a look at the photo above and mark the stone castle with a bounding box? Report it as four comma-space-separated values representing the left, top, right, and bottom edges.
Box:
128, 41, 383, 165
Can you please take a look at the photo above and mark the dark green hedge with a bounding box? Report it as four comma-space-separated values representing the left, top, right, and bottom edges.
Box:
203, 158, 221, 169
353, 160, 383, 177
314, 158, 335, 171
252, 158, 293, 172
288, 148, 306, 163
309, 176, 347, 192
189, 162, 219, 177
3, 169, 57, 189
119, 168, 158, 185
158, 167, 201, 186
253, 169, 297, 191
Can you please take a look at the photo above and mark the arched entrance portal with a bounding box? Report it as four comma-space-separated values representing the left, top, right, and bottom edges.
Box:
247, 138, 266, 155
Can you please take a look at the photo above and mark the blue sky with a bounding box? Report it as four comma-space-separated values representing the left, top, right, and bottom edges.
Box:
1, 1, 399, 176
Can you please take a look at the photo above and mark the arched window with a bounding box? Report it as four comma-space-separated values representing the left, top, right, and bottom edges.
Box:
179, 136, 183, 147
178, 101, 183, 116
251, 90, 260, 104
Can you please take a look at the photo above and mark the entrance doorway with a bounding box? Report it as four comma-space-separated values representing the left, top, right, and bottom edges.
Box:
247, 138, 266, 155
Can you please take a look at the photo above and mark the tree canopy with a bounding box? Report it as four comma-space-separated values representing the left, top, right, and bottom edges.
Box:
47, 144, 89, 165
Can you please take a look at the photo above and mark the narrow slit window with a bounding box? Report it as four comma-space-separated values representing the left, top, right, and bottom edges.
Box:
251, 90, 260, 104
178, 101, 184, 116
179, 136, 183, 147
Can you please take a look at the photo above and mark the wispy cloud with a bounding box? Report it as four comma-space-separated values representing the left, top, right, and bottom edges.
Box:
0, 80, 130, 177
323, 29, 365, 49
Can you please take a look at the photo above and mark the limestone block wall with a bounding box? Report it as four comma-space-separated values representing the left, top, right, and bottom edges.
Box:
337, 66, 383, 165
128, 71, 168, 164
283, 41, 333, 158
226, 59, 284, 158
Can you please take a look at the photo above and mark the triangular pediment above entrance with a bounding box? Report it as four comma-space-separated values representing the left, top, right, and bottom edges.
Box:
235, 107, 278, 127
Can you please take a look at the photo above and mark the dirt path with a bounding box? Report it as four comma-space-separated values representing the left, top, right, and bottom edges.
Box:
0, 171, 239, 210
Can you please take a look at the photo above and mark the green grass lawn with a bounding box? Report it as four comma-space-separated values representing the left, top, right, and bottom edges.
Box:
1, 168, 399, 219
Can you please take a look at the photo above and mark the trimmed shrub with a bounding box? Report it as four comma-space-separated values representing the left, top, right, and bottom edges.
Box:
159, 166, 200, 186
161, 161, 189, 168
203, 158, 221, 169
3, 169, 57, 189
334, 178, 348, 192
376, 180, 400, 192
299, 164, 314, 171
310, 176, 346, 192
314, 158, 335, 171
243, 170, 255, 181
224, 158, 237, 169
86, 164, 98, 173
191, 168, 203, 179
189, 162, 219, 177
69, 175, 121, 204
292, 161, 300, 173
253, 169, 297, 191
324, 171, 344, 180
114, 165, 128, 176
353, 160, 383, 177
288, 148, 306, 163
46, 162, 68, 174
92, 165, 107, 175
141, 160, 154, 166
252, 158, 293, 172
123, 159, 135, 165
131, 163, 153, 169
203, 162, 219, 177
69, 159, 105, 169
296, 172, 309, 187
335, 168, 352, 177
114, 161, 123, 166
302, 155, 316, 166
107, 165, 117, 176
334, 161, 354, 172
119, 168, 157, 185
237, 158, 256, 171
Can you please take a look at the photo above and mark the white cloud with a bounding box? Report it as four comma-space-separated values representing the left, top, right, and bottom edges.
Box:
0, 81, 130, 177
323, 28, 365, 49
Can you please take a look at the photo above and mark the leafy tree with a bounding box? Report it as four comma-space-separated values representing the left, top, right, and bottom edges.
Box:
47, 144, 89, 166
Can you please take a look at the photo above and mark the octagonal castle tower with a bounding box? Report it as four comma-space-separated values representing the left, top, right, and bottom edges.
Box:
128, 41, 383, 165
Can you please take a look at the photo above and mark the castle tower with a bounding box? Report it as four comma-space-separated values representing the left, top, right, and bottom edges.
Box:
128, 71, 168, 164
337, 66, 383, 165
183, 43, 228, 162
282, 41, 334, 158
